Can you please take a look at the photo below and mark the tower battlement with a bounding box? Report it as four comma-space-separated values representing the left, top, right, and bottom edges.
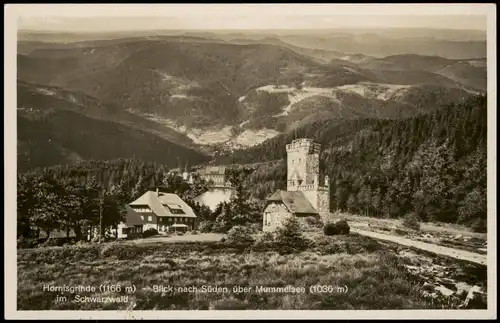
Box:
286, 138, 321, 154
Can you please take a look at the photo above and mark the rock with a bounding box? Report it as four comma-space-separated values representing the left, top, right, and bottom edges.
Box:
422, 290, 439, 299
459, 285, 485, 309
455, 282, 473, 297
435, 285, 455, 297
422, 282, 435, 292
437, 278, 457, 290
454, 234, 463, 240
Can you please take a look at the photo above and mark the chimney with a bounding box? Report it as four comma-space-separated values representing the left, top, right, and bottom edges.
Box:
156, 187, 159, 197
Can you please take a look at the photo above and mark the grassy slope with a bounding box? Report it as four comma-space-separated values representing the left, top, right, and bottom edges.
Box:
18, 234, 460, 311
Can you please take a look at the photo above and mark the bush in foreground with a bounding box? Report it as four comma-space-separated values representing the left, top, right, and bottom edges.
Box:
305, 215, 324, 229
323, 220, 350, 236
274, 217, 311, 252
470, 218, 487, 233
402, 213, 421, 231
225, 226, 255, 245
142, 228, 159, 238
252, 231, 275, 250
197, 221, 213, 233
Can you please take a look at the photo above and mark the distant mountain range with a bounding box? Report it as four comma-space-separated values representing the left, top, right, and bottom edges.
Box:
16, 30, 487, 171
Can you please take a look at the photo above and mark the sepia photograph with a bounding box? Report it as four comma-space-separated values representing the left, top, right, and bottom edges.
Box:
4, 3, 496, 320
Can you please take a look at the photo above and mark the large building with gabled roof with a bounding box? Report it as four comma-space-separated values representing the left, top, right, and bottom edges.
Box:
263, 138, 331, 232
121, 189, 197, 235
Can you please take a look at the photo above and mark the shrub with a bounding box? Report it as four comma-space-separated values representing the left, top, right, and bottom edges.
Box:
252, 231, 275, 250
190, 230, 199, 235
470, 218, 487, 233
126, 232, 142, 240
142, 228, 159, 238
198, 221, 213, 233
323, 220, 350, 236
17, 237, 45, 249
305, 216, 324, 228
211, 222, 229, 234
259, 231, 275, 243
274, 217, 310, 252
248, 223, 262, 233
402, 213, 421, 231
225, 226, 255, 245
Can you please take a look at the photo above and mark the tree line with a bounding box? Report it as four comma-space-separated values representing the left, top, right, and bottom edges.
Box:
17, 159, 263, 240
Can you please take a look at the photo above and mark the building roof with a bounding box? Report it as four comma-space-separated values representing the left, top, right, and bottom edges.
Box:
124, 205, 149, 226
129, 191, 197, 218
199, 166, 226, 175
266, 190, 318, 215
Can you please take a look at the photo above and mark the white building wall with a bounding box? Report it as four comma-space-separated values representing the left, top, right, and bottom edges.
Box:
263, 202, 292, 232
116, 223, 128, 239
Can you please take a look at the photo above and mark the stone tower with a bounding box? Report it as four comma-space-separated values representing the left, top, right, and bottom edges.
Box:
286, 138, 331, 223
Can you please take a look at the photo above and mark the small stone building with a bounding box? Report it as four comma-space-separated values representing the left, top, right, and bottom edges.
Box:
263, 138, 331, 232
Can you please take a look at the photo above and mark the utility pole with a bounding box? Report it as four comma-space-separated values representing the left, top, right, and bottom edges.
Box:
99, 189, 104, 243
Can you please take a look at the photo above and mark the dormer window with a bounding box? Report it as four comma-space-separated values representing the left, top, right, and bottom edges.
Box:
164, 204, 186, 215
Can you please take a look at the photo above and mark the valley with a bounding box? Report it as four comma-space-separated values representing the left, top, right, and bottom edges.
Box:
17, 30, 486, 166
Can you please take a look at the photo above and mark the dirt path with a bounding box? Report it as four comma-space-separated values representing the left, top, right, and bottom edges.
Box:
352, 228, 487, 266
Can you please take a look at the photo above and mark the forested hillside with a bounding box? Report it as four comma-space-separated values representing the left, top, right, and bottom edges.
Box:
217, 95, 488, 231
17, 81, 210, 171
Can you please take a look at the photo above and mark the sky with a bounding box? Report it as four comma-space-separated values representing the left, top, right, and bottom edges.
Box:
13, 4, 490, 32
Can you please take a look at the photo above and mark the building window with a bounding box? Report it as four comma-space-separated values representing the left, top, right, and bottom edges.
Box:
148, 215, 152, 222
140, 215, 144, 221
